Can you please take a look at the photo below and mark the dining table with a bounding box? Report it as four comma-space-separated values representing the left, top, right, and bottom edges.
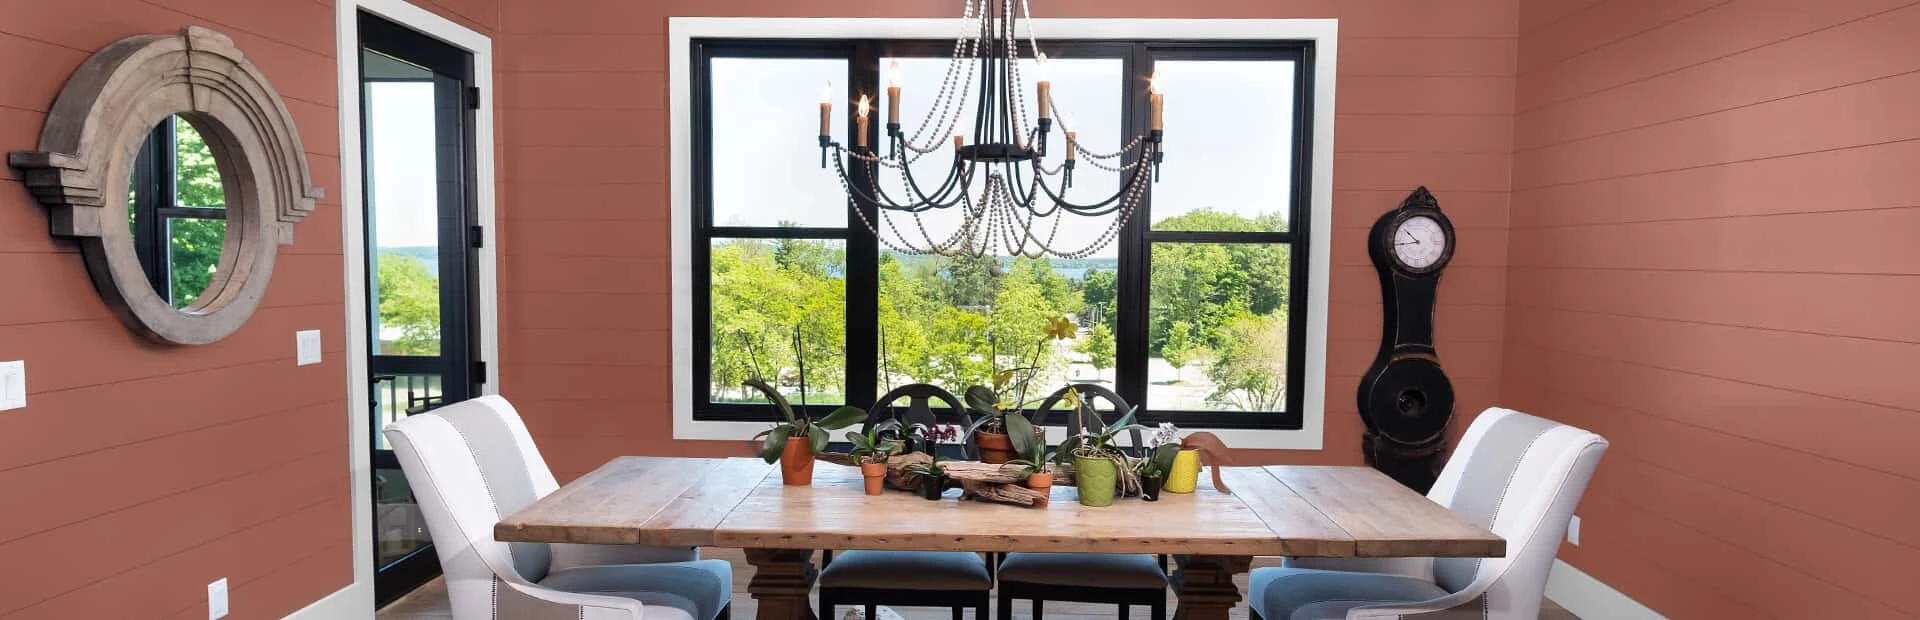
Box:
495, 456, 1504, 620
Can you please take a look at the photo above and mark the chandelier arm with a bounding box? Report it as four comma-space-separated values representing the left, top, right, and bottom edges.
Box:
883, 145, 974, 211
1022, 155, 1148, 216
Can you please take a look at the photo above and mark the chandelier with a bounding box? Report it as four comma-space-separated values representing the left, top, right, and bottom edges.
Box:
815, 0, 1164, 259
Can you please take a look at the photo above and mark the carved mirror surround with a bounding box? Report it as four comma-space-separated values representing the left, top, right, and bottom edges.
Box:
8, 26, 323, 345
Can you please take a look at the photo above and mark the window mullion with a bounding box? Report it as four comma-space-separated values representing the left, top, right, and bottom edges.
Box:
1114, 42, 1153, 416
844, 41, 880, 411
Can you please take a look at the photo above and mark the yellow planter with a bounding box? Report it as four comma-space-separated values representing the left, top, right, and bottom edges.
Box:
1164, 449, 1202, 493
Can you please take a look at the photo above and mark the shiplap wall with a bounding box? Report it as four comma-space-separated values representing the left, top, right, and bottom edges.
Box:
1505, 0, 1920, 617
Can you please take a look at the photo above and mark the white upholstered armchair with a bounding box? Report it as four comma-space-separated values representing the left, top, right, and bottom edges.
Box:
1250, 408, 1608, 620
385, 396, 734, 620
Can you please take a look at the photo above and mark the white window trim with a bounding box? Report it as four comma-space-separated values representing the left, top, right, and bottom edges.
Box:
295, 1, 498, 618
669, 17, 1336, 450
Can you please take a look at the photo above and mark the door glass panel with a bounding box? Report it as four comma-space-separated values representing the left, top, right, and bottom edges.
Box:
365, 58, 443, 357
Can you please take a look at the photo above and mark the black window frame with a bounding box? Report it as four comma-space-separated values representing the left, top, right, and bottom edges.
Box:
691, 38, 1315, 430
130, 116, 229, 307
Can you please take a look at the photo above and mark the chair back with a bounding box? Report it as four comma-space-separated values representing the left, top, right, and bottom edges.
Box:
1034, 384, 1142, 455
1426, 408, 1608, 618
870, 383, 973, 458
383, 396, 561, 619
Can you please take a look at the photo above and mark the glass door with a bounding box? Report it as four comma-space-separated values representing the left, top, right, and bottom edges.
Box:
358, 11, 481, 605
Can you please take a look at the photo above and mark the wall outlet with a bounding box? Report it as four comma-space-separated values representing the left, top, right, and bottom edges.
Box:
1567, 514, 1582, 546
207, 578, 228, 619
296, 330, 322, 366
0, 361, 24, 411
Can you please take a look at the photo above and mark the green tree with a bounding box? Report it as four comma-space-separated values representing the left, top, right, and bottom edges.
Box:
377, 252, 441, 355
1162, 319, 1195, 382
1075, 323, 1115, 373
941, 249, 1001, 308
1206, 312, 1289, 410
1081, 269, 1118, 332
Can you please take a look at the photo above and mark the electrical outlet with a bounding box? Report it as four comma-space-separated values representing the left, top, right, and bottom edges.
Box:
1567, 514, 1582, 546
208, 578, 228, 619
296, 330, 322, 366
0, 360, 24, 411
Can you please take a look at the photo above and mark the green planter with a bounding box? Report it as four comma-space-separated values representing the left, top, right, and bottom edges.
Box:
1074, 455, 1118, 507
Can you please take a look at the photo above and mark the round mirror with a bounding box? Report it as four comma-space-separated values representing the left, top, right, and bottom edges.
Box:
8, 27, 322, 345
126, 114, 234, 311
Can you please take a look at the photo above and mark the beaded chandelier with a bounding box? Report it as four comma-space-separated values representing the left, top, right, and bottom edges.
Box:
815, 0, 1164, 259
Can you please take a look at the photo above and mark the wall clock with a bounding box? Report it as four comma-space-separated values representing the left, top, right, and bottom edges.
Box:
1357, 186, 1456, 493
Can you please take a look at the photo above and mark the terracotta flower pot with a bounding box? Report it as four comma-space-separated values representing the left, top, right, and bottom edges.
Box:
1025, 471, 1054, 494
860, 461, 888, 495
1073, 456, 1117, 507
780, 436, 814, 486
975, 431, 1015, 464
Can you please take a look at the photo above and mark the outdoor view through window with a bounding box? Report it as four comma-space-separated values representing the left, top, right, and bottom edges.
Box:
701, 44, 1304, 424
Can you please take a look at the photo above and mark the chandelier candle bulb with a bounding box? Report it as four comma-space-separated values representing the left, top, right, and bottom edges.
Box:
855, 94, 870, 148
954, 134, 964, 151
1036, 81, 1051, 119
1149, 71, 1165, 132
818, 83, 832, 138
886, 60, 901, 126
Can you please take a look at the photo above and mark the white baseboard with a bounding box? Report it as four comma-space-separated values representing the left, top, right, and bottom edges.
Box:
1546, 559, 1665, 619
283, 582, 373, 620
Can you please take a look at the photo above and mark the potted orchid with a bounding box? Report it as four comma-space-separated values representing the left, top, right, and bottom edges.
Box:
965, 317, 1078, 463
1133, 423, 1182, 501
847, 419, 904, 495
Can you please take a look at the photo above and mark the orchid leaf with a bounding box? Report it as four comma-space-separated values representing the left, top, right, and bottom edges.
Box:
759, 425, 791, 464
1005, 411, 1040, 460
807, 425, 829, 455
814, 405, 868, 431
743, 378, 796, 425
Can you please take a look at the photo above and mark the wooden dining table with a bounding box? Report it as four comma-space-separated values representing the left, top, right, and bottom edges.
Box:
496, 457, 1503, 620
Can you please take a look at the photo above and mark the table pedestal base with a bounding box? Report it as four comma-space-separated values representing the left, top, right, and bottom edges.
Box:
1175, 554, 1253, 620
744, 548, 818, 620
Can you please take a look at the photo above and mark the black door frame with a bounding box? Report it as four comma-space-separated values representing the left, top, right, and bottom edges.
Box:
358, 10, 482, 605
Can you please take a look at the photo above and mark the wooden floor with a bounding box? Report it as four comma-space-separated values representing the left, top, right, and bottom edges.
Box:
377, 548, 1579, 619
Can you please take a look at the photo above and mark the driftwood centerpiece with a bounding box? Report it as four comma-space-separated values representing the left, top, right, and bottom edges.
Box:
817, 452, 1060, 507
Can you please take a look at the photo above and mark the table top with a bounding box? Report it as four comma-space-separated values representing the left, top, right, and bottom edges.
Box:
495, 457, 1503, 558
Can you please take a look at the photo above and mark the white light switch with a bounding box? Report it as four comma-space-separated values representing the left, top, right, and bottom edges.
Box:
208, 578, 228, 619
1567, 514, 1582, 546
296, 330, 322, 366
0, 361, 24, 411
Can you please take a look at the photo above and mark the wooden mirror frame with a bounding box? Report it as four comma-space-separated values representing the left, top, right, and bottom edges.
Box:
8, 26, 323, 345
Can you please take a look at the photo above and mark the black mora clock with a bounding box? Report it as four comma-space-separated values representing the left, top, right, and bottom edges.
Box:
1358, 186, 1457, 493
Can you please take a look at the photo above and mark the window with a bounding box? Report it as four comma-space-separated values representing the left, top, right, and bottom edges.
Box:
128, 115, 228, 309
692, 40, 1314, 429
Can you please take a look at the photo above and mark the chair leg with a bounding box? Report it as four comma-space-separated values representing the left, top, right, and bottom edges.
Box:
952, 606, 964, 620
997, 593, 1013, 620
866, 603, 878, 619
1151, 597, 1166, 620
1033, 599, 1044, 620
717, 602, 732, 620
1118, 604, 1130, 620
975, 599, 988, 620
1250, 609, 1264, 620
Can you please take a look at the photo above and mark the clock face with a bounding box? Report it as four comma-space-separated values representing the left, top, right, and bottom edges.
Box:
1391, 215, 1448, 271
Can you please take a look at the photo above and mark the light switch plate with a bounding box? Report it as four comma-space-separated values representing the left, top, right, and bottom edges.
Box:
1567, 514, 1582, 546
296, 330, 322, 366
207, 578, 228, 619
0, 361, 24, 411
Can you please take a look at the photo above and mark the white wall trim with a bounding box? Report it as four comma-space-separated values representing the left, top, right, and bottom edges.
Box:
306, 1, 497, 618
1547, 559, 1667, 620
668, 17, 1337, 450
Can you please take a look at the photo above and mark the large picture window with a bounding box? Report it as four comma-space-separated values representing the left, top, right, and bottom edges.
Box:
691, 39, 1314, 429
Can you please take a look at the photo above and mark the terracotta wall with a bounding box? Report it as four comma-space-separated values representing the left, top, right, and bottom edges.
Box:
495, 0, 1521, 480
1504, 0, 1920, 617
0, 0, 494, 618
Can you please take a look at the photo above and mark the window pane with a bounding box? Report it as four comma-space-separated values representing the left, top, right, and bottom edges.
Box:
366, 80, 443, 356
711, 238, 848, 405
876, 56, 1124, 255
710, 57, 849, 228
875, 252, 1114, 398
166, 217, 226, 309
1148, 242, 1291, 411
1150, 59, 1295, 232
172, 116, 224, 209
